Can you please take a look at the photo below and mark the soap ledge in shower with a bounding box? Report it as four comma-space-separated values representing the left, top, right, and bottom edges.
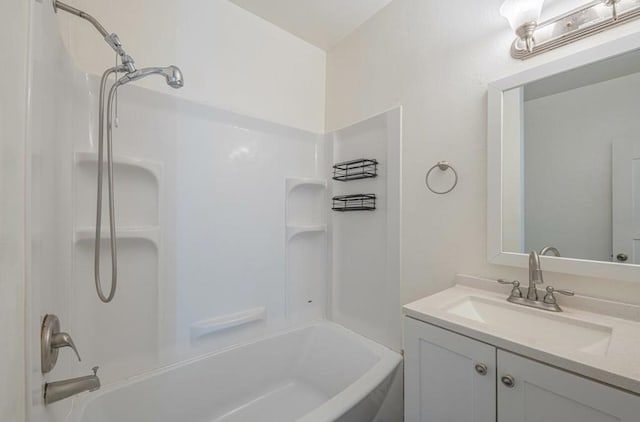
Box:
74, 226, 160, 246
190, 307, 267, 338
286, 224, 327, 240
285, 178, 327, 193
75, 151, 163, 182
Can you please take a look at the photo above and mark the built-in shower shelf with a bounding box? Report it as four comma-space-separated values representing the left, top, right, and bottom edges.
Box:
74, 226, 160, 245
190, 306, 267, 339
286, 224, 327, 240
75, 151, 163, 181
285, 178, 327, 193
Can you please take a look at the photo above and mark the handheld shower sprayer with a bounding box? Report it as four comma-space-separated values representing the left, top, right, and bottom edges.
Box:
54, 0, 184, 303
117, 66, 184, 89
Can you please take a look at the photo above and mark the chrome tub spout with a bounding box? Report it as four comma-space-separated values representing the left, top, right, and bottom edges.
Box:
44, 367, 101, 405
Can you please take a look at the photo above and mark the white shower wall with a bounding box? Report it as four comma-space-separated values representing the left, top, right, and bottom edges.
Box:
173, 98, 327, 357
0, 0, 29, 421
26, 2, 90, 421
67, 78, 328, 386
329, 109, 402, 351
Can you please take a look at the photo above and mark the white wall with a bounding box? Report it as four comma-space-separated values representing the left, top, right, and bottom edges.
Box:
326, 0, 640, 305
0, 0, 28, 420
55, 0, 326, 133
523, 72, 640, 262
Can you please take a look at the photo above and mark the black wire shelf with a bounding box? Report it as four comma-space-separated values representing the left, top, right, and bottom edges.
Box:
332, 194, 376, 212
332, 159, 378, 181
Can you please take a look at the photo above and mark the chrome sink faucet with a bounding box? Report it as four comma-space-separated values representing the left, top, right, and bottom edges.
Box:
527, 250, 544, 300
498, 251, 575, 312
44, 367, 101, 405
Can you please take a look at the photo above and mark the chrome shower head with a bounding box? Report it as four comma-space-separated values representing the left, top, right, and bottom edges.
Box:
163, 65, 183, 89
118, 65, 184, 88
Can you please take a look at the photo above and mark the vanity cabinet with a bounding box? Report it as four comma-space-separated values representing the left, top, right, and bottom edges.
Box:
404, 316, 639, 422
404, 316, 496, 422
498, 349, 638, 422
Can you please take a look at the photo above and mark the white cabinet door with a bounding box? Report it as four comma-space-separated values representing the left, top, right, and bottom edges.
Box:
404, 317, 496, 422
498, 350, 640, 422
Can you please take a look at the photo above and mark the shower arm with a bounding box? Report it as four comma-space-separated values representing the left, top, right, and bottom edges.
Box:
53, 0, 136, 72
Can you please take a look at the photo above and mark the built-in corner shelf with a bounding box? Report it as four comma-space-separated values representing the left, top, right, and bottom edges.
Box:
286, 224, 327, 240
285, 177, 327, 235
190, 306, 266, 339
283, 177, 327, 320
74, 226, 161, 246
285, 178, 327, 193
75, 151, 163, 182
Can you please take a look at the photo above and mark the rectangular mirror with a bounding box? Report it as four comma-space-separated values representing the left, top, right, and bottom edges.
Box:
488, 33, 640, 282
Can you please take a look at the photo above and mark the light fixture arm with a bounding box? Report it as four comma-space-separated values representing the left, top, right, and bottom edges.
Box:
515, 22, 537, 52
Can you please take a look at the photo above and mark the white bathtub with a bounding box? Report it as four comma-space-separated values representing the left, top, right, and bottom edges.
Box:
67, 321, 402, 422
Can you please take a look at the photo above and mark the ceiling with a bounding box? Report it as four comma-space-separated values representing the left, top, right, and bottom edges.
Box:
229, 0, 394, 50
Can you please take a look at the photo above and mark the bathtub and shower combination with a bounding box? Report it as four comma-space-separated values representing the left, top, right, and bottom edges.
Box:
67, 322, 402, 422
37, 2, 402, 421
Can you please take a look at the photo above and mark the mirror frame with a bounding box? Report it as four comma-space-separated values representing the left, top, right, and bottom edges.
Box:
487, 32, 640, 283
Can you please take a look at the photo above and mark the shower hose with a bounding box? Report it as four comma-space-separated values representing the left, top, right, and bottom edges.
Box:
94, 66, 126, 303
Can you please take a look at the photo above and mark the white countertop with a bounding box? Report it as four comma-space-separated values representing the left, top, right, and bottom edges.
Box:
403, 275, 640, 395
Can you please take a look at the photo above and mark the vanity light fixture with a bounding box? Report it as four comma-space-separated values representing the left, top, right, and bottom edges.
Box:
501, 0, 640, 59
500, 0, 545, 53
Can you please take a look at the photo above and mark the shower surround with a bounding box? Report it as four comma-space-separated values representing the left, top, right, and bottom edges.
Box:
26, 2, 402, 421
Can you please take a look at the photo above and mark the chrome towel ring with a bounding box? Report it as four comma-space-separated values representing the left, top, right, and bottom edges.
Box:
425, 161, 458, 194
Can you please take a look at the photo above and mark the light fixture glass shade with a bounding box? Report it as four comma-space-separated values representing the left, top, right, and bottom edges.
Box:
500, 0, 545, 30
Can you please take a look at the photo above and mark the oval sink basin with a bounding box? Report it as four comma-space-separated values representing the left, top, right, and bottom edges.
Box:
443, 296, 612, 356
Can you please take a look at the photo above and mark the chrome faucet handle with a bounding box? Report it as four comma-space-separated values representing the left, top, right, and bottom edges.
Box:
51, 332, 82, 362
92, 366, 99, 376
41, 314, 83, 373
543, 286, 575, 305
497, 278, 516, 285
498, 279, 523, 298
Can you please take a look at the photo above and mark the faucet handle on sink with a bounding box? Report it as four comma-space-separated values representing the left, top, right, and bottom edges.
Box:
543, 286, 575, 305
498, 279, 523, 298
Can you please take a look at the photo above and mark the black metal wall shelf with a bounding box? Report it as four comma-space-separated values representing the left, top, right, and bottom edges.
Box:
332, 159, 378, 181
332, 194, 376, 212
